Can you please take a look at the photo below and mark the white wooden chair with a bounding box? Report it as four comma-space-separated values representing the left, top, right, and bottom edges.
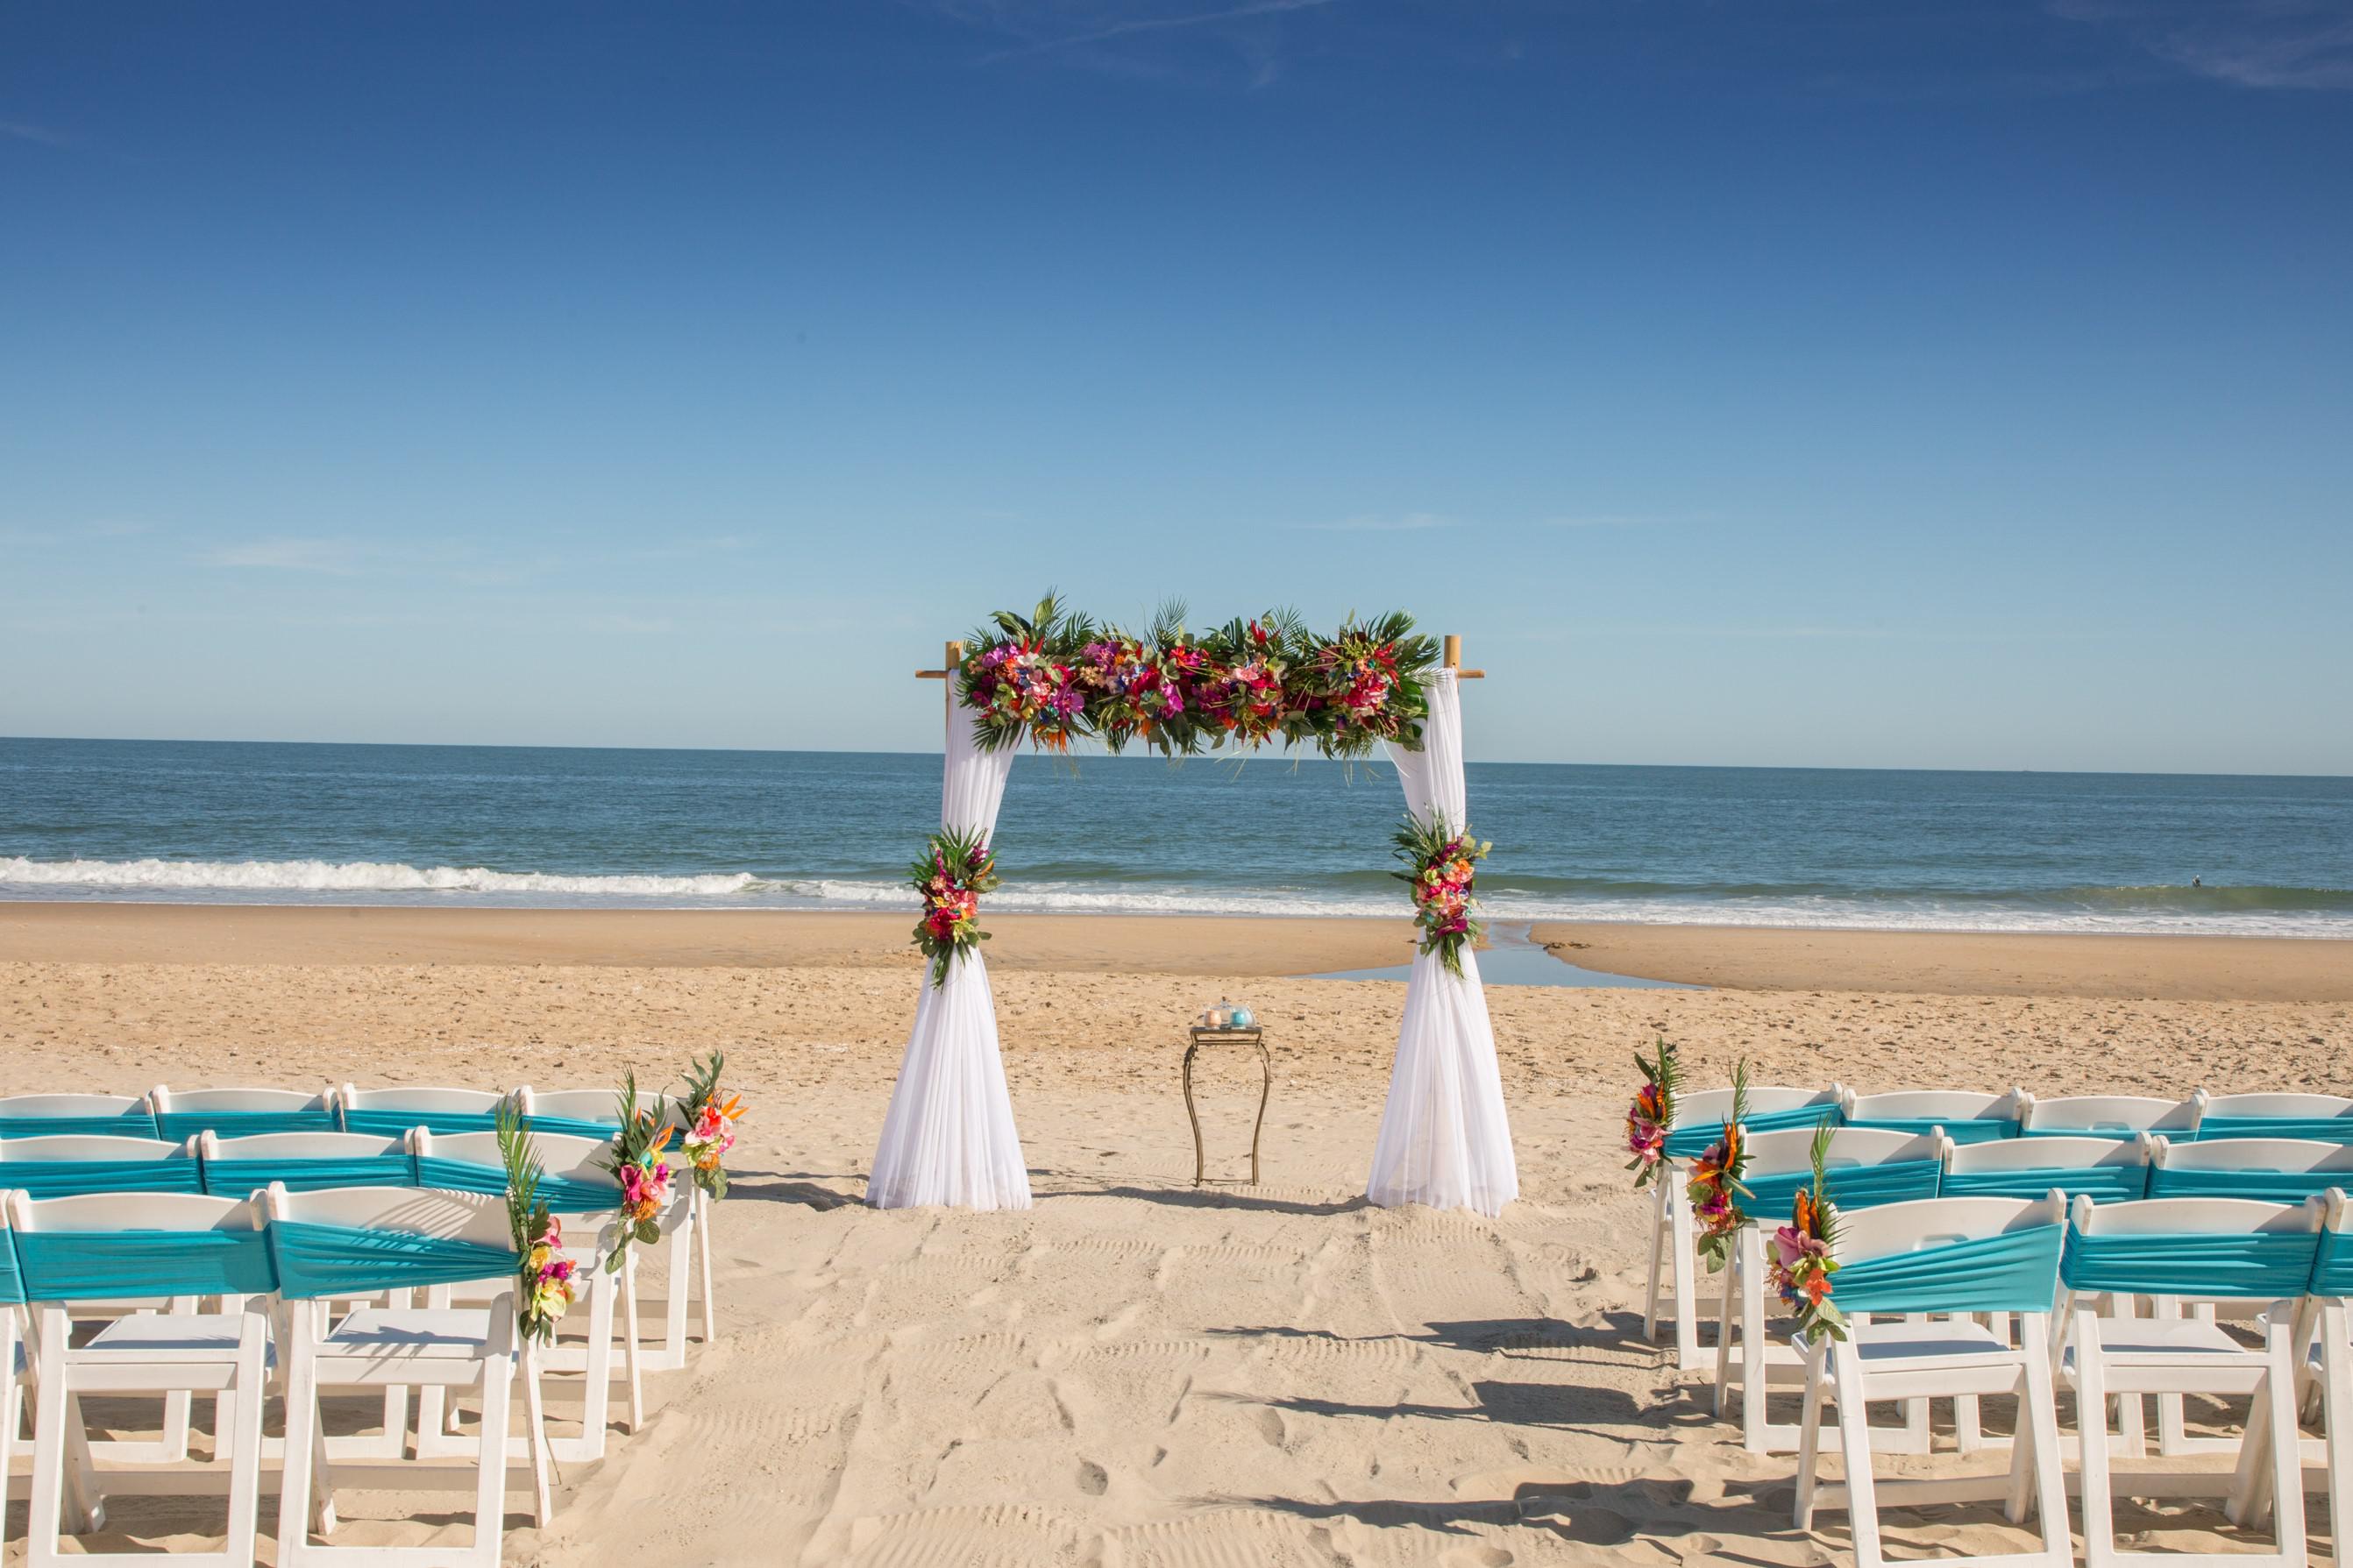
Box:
409, 1129, 632, 1461
2058, 1192, 2316, 1568
2020, 1094, 2200, 1141
335, 1086, 510, 1140
1793, 1193, 2072, 1568
1714, 1126, 1945, 1453
263, 1182, 551, 1568
1840, 1087, 2029, 1145
148, 1085, 339, 1144
9, 1189, 274, 1568
2229, 1186, 2353, 1557
2193, 1091, 2353, 1145
1643, 1081, 1844, 1367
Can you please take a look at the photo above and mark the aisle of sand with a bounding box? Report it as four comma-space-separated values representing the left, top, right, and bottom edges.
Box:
4, 940, 2349, 1565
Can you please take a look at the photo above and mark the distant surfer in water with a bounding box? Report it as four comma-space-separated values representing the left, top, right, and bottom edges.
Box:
2193, 876, 2202, 887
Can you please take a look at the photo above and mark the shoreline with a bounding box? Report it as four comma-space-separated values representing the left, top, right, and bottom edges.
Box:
1, 900, 2348, 1000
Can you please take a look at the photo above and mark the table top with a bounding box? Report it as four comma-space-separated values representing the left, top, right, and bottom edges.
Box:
1187, 1025, 1265, 1042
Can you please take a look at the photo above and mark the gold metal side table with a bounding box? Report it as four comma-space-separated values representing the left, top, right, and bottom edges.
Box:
1183, 1025, 1273, 1187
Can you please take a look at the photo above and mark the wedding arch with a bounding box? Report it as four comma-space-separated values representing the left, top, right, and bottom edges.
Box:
866, 600, 1519, 1219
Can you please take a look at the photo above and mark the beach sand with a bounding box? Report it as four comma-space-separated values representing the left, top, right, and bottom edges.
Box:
3, 906, 2349, 1564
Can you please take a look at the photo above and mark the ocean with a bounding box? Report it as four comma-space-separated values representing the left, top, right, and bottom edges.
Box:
2, 738, 2349, 939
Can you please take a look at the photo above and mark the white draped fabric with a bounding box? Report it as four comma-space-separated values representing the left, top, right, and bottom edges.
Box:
867, 698, 1032, 1210
1365, 670, 1520, 1217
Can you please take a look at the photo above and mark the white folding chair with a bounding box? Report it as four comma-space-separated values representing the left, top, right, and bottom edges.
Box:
149, 1085, 339, 1144
2058, 1192, 2315, 1568
1794, 1193, 2072, 1568
1642, 1082, 1844, 1367
1840, 1086, 2028, 1146
2193, 1091, 2353, 1145
3, 1192, 28, 1553
409, 1129, 631, 1461
2243, 1187, 2353, 1557
9, 1189, 274, 1568
1715, 1126, 1946, 1453
2021, 1094, 2200, 1141
264, 1182, 551, 1568
334, 1086, 510, 1140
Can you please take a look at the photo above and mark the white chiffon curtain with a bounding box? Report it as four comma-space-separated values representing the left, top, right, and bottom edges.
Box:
867, 698, 1033, 1210
1365, 669, 1520, 1217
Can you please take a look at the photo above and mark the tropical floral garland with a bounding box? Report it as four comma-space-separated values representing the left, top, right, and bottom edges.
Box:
679, 1049, 743, 1201
1769, 1121, 1846, 1343
956, 596, 1441, 760
596, 1072, 674, 1274
910, 826, 999, 986
494, 1104, 578, 1345
1392, 813, 1489, 978
1625, 1037, 1679, 1190
1686, 1062, 1752, 1272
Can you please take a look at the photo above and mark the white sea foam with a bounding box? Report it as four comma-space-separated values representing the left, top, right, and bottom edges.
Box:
0, 856, 757, 898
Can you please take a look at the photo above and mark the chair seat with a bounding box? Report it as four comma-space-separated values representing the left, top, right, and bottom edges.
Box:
1842, 1319, 2016, 1366
83, 1313, 275, 1366
322, 1307, 498, 1359
2064, 1319, 2250, 1366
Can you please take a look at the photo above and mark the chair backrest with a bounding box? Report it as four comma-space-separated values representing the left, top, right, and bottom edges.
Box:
513, 1086, 624, 1139
412, 1129, 623, 1213
5, 1189, 274, 1301
1840, 1086, 2026, 1144
1944, 1132, 2150, 1203
149, 1084, 338, 1142
263, 1183, 518, 1300
1663, 1083, 1844, 1159
336, 1084, 511, 1138
0, 1092, 160, 1140
2193, 1091, 2353, 1145
1738, 1127, 1944, 1217
2022, 1094, 2199, 1139
2063, 1191, 2321, 1302
196, 1131, 414, 1196
1826, 1193, 2066, 1316
2146, 1136, 2353, 1203
0, 1133, 205, 1197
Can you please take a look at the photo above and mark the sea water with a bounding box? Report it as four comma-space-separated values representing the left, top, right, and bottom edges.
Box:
2, 738, 2349, 939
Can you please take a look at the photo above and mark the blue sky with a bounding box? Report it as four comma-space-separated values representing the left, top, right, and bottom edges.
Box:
4, 1, 2348, 773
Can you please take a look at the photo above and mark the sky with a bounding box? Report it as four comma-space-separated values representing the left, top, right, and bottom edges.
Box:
3, 1, 2349, 774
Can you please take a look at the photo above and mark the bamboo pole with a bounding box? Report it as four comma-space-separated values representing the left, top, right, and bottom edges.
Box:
1442, 634, 1485, 679
915, 640, 965, 713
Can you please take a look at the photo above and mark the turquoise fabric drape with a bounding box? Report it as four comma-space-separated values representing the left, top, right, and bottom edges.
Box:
0, 1111, 161, 1140
2148, 1166, 2348, 1203
13, 1229, 276, 1300
0, 1158, 204, 1198
156, 1109, 338, 1142
1664, 1103, 1842, 1160
1831, 1224, 2065, 1315
2060, 1226, 2321, 1299
200, 1155, 416, 1196
1743, 1159, 1941, 1221
267, 1218, 516, 1300
2195, 1117, 2353, 1145
1848, 1117, 2017, 1145
412, 1155, 617, 1213
2313, 1231, 2353, 1299
339, 1109, 502, 1138
0, 1232, 21, 1305
520, 1116, 621, 1142
1942, 1164, 2148, 1204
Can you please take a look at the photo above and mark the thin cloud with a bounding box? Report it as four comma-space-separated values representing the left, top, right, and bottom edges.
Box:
975, 0, 1336, 64
2052, 0, 2353, 89
1542, 512, 1698, 529
206, 537, 369, 575
1294, 512, 1461, 533
0, 120, 72, 149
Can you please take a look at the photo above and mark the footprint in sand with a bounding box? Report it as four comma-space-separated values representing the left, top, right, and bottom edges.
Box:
1251, 1404, 1285, 1446
1077, 1458, 1108, 1496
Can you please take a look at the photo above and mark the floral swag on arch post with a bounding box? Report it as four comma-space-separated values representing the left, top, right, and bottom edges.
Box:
869, 596, 1518, 1217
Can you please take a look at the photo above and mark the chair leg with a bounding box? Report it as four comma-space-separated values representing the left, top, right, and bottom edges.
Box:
278, 1330, 320, 1564
2073, 1311, 2117, 1568
472, 1358, 515, 1568
575, 1260, 614, 1460
1831, 1345, 1885, 1568
620, 1246, 645, 1431
1, 1313, 16, 1540
221, 1315, 268, 1568
1739, 1232, 1770, 1453
2322, 1307, 2353, 1568
2018, 1317, 2070, 1560
1670, 1184, 1698, 1367
664, 1219, 691, 1363
1643, 1179, 1668, 1344
1711, 1243, 1736, 1417
1794, 1337, 1829, 1531
2263, 1322, 2308, 1565
2110, 1294, 2147, 1458
696, 1193, 717, 1344
522, 1340, 553, 1528
28, 1322, 74, 1565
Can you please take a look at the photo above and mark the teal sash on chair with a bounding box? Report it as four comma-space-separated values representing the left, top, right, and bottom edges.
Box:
413, 1155, 618, 1214
2313, 1231, 2353, 1299
0, 1232, 22, 1305
1829, 1224, 2064, 1316
1848, 1117, 2017, 1145
0, 1111, 161, 1141
14, 1229, 276, 1300
520, 1115, 621, 1142
268, 1219, 518, 1299
155, 1109, 339, 1142
1942, 1164, 2149, 1204
200, 1155, 416, 1196
2148, 1166, 2348, 1203
2195, 1117, 2353, 1145
1745, 1159, 1941, 1220
340, 1109, 503, 1138
1664, 1103, 1842, 1160
2060, 1226, 2321, 1300
0, 1159, 204, 1199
